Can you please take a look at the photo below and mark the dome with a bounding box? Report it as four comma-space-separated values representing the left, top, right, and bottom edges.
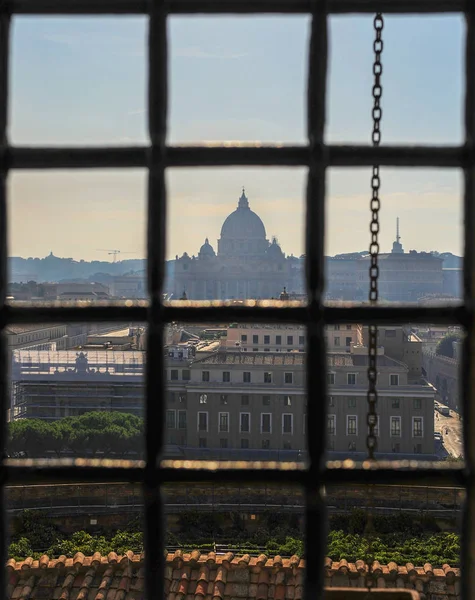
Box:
220, 189, 266, 240
199, 238, 216, 258
266, 237, 285, 260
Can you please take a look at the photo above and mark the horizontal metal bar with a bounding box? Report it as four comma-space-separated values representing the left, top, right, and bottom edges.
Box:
3, 303, 466, 326
8, 145, 467, 170
9, 147, 148, 170
2, 459, 467, 488
6, 0, 466, 15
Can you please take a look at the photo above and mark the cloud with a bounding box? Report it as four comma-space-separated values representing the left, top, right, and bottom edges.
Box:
175, 46, 248, 60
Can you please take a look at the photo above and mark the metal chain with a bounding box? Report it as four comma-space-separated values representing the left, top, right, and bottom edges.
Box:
365, 13, 383, 595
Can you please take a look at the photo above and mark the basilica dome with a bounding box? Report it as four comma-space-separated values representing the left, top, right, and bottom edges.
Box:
220, 190, 267, 240
199, 238, 216, 258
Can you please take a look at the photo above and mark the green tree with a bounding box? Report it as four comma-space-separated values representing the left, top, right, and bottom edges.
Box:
436, 333, 463, 358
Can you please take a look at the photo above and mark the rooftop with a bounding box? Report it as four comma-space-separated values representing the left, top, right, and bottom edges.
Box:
4, 551, 460, 600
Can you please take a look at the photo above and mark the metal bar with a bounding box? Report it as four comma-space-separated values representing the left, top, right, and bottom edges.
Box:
144, 0, 167, 598
3, 304, 467, 325
8, 144, 469, 169
7, 0, 468, 15
0, 4, 10, 600
305, 0, 328, 597
1, 462, 467, 487
462, 6, 475, 600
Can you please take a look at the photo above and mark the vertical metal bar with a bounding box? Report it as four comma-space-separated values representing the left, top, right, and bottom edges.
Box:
305, 0, 328, 598
0, 4, 10, 600
145, 0, 167, 598
463, 7, 475, 600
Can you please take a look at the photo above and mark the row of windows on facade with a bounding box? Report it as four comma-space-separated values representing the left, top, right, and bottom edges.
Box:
327, 373, 401, 386
240, 334, 306, 345
327, 415, 424, 437
166, 410, 295, 434
169, 371, 402, 385
196, 438, 294, 450
328, 441, 424, 453
168, 393, 423, 410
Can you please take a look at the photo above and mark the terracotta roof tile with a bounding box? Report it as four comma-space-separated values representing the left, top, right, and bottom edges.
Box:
4, 552, 463, 600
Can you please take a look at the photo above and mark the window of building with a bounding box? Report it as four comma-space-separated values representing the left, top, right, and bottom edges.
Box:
182, 369, 191, 381
199, 438, 207, 448
202, 371, 210, 382
166, 410, 176, 429
222, 371, 230, 383
241, 439, 249, 449
385, 329, 397, 338
327, 415, 336, 436
261, 413, 272, 434
197, 412, 208, 432
178, 410, 187, 430
282, 413, 293, 434
253, 334, 259, 344
347, 373, 357, 385
168, 392, 176, 403
328, 396, 335, 407
390, 416, 401, 437
348, 397, 356, 408
170, 369, 178, 381
346, 416, 357, 435
243, 372, 251, 383
299, 335, 305, 345
219, 412, 229, 433
392, 398, 400, 409
414, 398, 422, 409
413, 417, 423, 437
335, 325, 340, 331
345, 337, 352, 347
284, 395, 292, 406
276, 335, 282, 345
327, 372, 335, 385
253, 348, 258, 352
262, 395, 271, 406
368, 415, 379, 437
199, 394, 207, 404
264, 335, 270, 344
264, 372, 272, 383
390, 374, 400, 386
284, 372, 293, 384
241, 395, 249, 406
327, 440, 335, 451
346, 325, 352, 330
220, 394, 228, 405
220, 438, 228, 449
262, 439, 270, 450
241, 335, 247, 343
240, 412, 250, 433
287, 336, 293, 345
179, 394, 187, 405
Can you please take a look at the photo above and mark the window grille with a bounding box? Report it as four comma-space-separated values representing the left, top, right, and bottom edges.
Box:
0, 2, 473, 600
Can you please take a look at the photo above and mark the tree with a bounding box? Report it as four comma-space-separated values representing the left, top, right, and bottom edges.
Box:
436, 333, 463, 358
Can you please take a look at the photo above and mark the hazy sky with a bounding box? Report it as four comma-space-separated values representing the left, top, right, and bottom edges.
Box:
8, 14, 464, 261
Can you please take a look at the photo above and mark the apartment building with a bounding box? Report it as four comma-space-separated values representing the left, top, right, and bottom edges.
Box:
166, 346, 435, 459
225, 323, 362, 353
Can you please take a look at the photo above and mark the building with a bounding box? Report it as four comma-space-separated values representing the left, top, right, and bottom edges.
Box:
171, 189, 304, 300
326, 221, 444, 302
224, 323, 362, 353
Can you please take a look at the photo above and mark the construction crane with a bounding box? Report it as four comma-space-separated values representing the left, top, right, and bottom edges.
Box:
96, 249, 136, 263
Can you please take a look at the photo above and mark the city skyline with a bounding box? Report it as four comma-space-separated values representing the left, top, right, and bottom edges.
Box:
7, 15, 464, 261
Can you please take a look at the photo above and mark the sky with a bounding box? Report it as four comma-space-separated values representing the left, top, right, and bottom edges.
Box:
7, 14, 464, 261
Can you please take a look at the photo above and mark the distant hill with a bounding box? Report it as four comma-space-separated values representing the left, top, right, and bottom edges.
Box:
9, 253, 147, 283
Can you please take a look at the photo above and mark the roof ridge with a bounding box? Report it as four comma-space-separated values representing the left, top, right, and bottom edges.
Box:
5, 552, 461, 574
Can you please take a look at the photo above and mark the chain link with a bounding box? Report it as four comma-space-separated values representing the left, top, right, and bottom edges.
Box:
365, 14, 383, 595
367, 11, 383, 463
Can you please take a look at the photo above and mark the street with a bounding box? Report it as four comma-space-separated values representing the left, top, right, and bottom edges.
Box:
435, 404, 463, 459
